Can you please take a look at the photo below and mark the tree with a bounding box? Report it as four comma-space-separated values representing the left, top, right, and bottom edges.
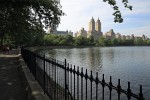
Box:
75, 36, 88, 46
134, 38, 144, 46
0, 0, 64, 48
88, 36, 95, 45
64, 35, 74, 46
103, 0, 132, 23
99, 37, 106, 46
146, 40, 150, 46
111, 38, 119, 46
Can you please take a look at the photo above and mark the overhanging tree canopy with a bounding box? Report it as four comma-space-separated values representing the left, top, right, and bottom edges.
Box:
0, 0, 64, 47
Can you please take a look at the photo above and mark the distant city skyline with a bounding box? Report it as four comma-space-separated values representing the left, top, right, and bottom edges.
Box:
58, 0, 150, 37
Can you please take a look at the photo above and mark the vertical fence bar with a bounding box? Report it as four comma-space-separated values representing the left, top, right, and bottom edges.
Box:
109, 76, 112, 100
95, 72, 99, 100
29, 51, 31, 72
52, 59, 54, 80
54, 59, 57, 100
45, 61, 48, 93
90, 71, 93, 100
138, 85, 144, 100
81, 68, 83, 100
117, 79, 121, 100
77, 67, 79, 100
34, 56, 37, 80
65, 59, 67, 100
102, 74, 105, 100
56, 60, 58, 100
85, 69, 88, 100
67, 63, 69, 100
43, 54, 46, 94
48, 61, 50, 96
127, 82, 131, 100
70, 65, 72, 98
52, 59, 54, 98
48, 62, 50, 78
74, 65, 76, 100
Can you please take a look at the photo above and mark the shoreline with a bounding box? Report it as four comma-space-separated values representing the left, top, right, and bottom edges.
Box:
26, 45, 150, 52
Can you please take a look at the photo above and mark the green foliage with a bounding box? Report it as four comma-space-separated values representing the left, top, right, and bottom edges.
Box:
99, 37, 107, 46
2, 32, 150, 47
134, 38, 144, 46
98, 37, 149, 47
0, 0, 63, 48
65, 35, 74, 46
88, 36, 95, 45
41, 34, 150, 47
74, 36, 88, 46
43, 34, 92, 46
146, 40, 150, 46
103, 0, 132, 23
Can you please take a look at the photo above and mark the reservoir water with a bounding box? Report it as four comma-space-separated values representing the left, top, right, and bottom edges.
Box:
37, 46, 150, 99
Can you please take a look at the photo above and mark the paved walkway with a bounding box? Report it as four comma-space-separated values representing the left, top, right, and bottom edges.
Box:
0, 51, 28, 100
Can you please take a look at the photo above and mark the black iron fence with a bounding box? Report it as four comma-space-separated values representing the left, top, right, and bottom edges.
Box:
21, 48, 144, 100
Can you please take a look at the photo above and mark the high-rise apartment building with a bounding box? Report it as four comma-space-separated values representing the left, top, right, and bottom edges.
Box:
87, 17, 103, 40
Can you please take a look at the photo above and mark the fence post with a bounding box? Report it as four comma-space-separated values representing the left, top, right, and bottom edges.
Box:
43, 54, 46, 94
81, 68, 84, 100
54, 59, 57, 100
65, 59, 67, 100
90, 71, 93, 100
117, 79, 121, 100
138, 85, 144, 100
85, 69, 88, 100
77, 67, 79, 100
74, 65, 76, 100
34, 56, 37, 80
109, 76, 112, 100
67, 63, 70, 100
127, 82, 131, 100
102, 74, 105, 100
70, 65, 73, 98
95, 72, 99, 100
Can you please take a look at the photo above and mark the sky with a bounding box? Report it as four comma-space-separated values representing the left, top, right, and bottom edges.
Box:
58, 0, 150, 37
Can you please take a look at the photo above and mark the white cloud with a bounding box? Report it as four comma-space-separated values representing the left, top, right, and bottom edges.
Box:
58, 0, 150, 37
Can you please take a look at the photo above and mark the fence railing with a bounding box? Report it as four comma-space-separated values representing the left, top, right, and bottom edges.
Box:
21, 48, 144, 100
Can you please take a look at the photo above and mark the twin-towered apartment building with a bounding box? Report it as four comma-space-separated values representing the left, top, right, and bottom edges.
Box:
75, 17, 102, 40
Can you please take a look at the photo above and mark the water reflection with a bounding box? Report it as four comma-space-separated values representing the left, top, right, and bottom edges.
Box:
41, 47, 104, 74
87, 48, 103, 72
106, 48, 114, 63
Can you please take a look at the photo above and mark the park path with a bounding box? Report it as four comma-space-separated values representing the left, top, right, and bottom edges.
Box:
0, 53, 28, 100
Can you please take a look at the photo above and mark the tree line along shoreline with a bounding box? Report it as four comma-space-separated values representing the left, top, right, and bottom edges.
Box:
35, 34, 150, 46
1, 33, 150, 50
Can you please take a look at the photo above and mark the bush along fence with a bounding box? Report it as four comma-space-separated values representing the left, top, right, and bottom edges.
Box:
21, 48, 144, 100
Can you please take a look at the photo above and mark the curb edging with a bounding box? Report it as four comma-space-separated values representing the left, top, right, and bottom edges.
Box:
18, 55, 50, 100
